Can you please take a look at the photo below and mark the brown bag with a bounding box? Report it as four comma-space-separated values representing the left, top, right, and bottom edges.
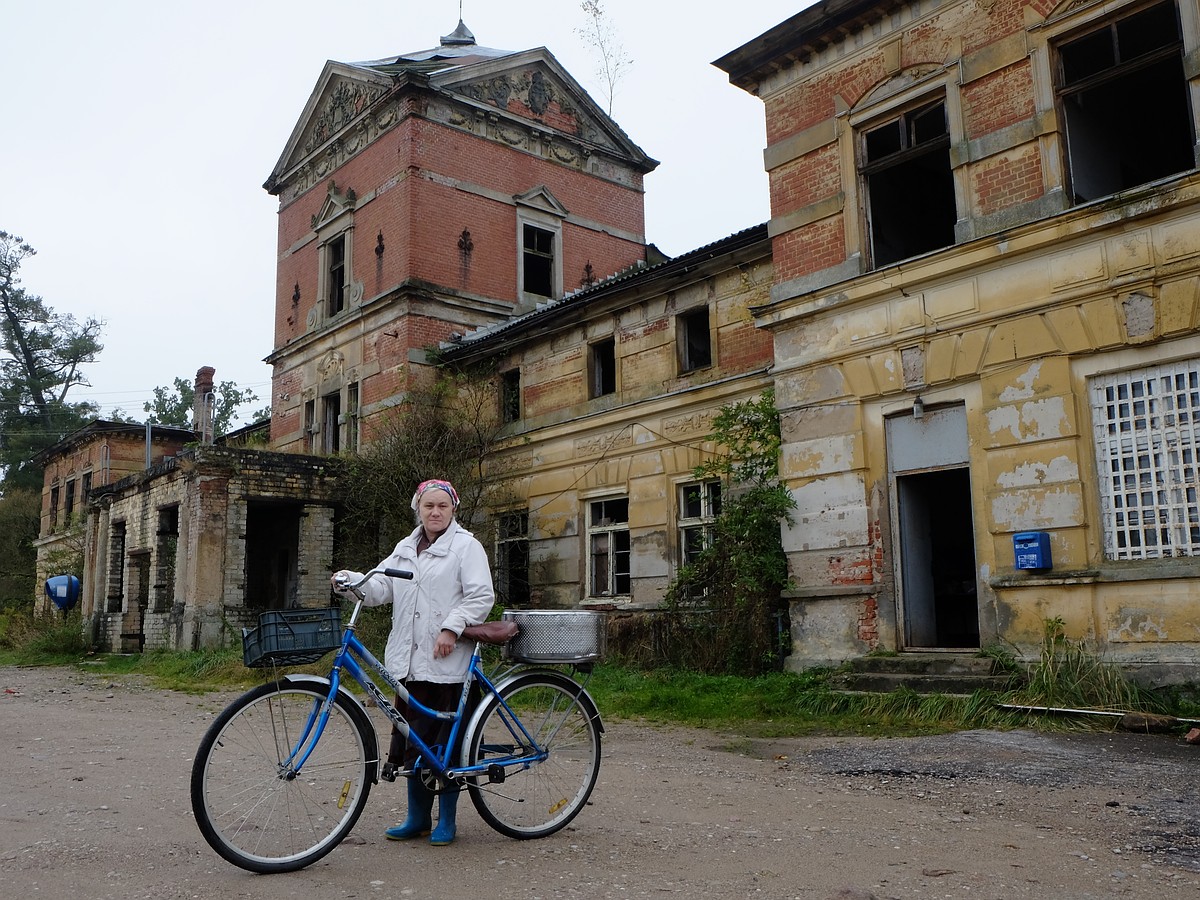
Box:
461, 620, 519, 645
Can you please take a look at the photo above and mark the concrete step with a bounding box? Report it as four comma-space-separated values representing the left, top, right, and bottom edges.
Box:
830, 653, 1020, 695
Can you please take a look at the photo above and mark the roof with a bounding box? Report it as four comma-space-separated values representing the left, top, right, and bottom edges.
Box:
32, 419, 198, 466
714, 0, 903, 92
438, 223, 770, 361
350, 19, 516, 75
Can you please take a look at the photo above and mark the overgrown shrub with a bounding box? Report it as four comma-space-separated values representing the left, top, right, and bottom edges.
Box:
659, 390, 795, 676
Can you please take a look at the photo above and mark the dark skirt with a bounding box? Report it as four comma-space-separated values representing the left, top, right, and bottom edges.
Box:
387, 680, 480, 769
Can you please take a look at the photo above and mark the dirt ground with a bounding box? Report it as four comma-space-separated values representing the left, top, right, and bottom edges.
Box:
2, 664, 1199, 900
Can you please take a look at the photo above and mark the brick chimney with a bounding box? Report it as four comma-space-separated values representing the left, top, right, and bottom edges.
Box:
193, 366, 215, 443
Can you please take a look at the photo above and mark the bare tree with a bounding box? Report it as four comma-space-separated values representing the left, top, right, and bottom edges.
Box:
576, 1, 633, 117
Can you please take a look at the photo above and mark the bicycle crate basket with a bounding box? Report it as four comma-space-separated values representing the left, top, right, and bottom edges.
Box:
242, 607, 343, 668
501, 610, 606, 664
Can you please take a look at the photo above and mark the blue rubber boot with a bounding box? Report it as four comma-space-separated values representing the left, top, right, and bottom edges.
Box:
385, 778, 433, 840
430, 788, 459, 846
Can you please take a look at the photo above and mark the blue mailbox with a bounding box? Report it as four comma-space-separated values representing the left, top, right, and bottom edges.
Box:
1013, 532, 1052, 571
45, 574, 81, 611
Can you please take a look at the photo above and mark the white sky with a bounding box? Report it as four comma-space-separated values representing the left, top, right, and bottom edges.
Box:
2, 1, 803, 424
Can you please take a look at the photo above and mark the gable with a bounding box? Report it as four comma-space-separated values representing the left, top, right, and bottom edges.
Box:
265, 63, 395, 197
431, 49, 654, 167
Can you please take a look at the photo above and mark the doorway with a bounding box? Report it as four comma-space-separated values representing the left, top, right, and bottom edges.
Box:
887, 404, 980, 649
244, 501, 302, 610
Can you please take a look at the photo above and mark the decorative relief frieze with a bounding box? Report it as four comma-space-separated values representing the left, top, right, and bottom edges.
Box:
663, 411, 715, 438
303, 81, 388, 157
283, 95, 399, 202
574, 428, 633, 456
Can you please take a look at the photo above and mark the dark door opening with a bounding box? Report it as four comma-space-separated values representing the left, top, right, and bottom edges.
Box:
897, 468, 980, 649
245, 501, 302, 610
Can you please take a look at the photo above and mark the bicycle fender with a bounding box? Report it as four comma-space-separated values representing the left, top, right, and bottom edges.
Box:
280, 674, 381, 778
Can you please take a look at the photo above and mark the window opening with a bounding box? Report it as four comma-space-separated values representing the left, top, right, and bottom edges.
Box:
346, 382, 359, 454
49, 484, 59, 530
1091, 359, 1200, 559
501, 369, 521, 423
322, 392, 341, 454
523, 224, 554, 298
678, 480, 722, 567
860, 99, 956, 267
590, 338, 616, 398
64, 478, 76, 524
107, 521, 126, 613
496, 511, 531, 606
327, 234, 347, 316
304, 399, 317, 453
154, 506, 179, 613
588, 497, 631, 596
1057, 1, 1193, 203
679, 308, 712, 372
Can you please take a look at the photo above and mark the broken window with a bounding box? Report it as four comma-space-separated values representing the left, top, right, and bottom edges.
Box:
1091, 359, 1200, 559
1056, 1, 1193, 203
345, 382, 359, 454
326, 234, 347, 317
678, 480, 722, 567
678, 307, 712, 373
322, 392, 341, 454
304, 399, 317, 453
590, 338, 616, 398
64, 478, 76, 524
154, 506, 179, 613
588, 497, 630, 597
860, 99, 956, 267
107, 521, 126, 613
495, 511, 531, 606
522, 224, 555, 298
49, 483, 59, 531
501, 368, 521, 423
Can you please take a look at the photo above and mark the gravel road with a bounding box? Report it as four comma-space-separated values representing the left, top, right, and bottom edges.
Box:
2, 664, 1199, 899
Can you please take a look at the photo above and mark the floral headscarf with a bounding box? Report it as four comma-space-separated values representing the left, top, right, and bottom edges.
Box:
410, 479, 460, 511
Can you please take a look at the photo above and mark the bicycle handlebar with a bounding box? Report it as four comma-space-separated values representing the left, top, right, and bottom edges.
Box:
333, 567, 414, 599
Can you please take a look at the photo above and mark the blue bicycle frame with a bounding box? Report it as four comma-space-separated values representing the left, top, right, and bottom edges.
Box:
277, 610, 547, 784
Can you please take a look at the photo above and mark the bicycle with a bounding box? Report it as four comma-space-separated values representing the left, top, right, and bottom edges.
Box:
190, 568, 605, 873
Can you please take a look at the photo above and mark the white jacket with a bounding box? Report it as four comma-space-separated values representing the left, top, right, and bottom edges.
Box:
349, 520, 495, 684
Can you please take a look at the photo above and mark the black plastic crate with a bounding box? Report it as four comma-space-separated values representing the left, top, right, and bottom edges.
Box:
242, 607, 343, 668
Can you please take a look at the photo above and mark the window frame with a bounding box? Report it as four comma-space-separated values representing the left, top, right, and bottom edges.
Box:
677, 480, 722, 568
1052, 0, 1194, 205
678, 307, 713, 373
589, 337, 617, 398
321, 391, 341, 454
516, 210, 563, 303
857, 95, 957, 268
1090, 358, 1200, 560
587, 496, 631, 598
495, 510, 531, 606
501, 368, 522, 423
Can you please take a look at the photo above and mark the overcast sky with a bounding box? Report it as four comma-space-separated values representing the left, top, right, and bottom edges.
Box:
2, 1, 803, 425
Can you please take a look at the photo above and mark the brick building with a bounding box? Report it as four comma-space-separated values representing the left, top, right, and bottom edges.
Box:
263, 20, 656, 457
717, 0, 1200, 681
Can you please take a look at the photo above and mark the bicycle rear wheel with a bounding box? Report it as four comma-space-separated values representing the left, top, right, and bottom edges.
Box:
464, 670, 601, 839
190, 678, 374, 873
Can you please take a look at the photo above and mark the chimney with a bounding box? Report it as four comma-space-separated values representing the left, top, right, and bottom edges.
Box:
193, 366, 216, 443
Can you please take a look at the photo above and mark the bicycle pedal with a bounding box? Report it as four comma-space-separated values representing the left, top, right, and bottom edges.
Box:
487, 763, 506, 784
380, 762, 399, 782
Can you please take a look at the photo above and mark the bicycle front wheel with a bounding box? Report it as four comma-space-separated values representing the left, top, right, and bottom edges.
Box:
464, 670, 601, 839
190, 679, 374, 873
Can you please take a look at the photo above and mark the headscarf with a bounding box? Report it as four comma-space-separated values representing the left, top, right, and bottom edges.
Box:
410, 478, 460, 511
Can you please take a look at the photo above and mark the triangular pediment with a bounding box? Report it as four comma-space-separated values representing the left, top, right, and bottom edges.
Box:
431, 49, 654, 170
311, 180, 358, 231
514, 185, 568, 218
265, 62, 394, 194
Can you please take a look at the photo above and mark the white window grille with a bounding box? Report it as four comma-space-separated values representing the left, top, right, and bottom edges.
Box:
678, 480, 721, 566
588, 497, 630, 597
1091, 360, 1200, 559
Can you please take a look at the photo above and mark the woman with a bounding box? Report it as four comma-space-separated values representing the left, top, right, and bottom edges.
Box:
331, 478, 494, 846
